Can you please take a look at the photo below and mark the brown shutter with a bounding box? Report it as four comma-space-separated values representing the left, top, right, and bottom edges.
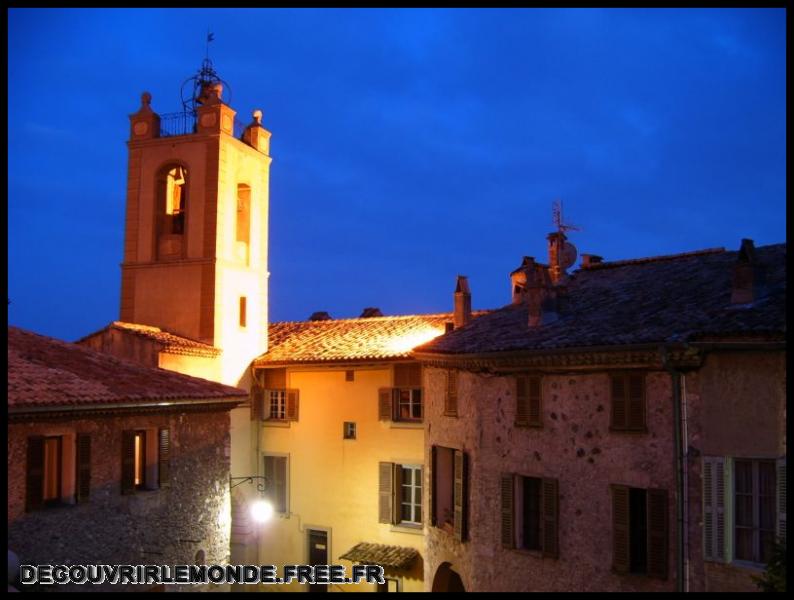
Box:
251, 386, 264, 421
158, 428, 171, 488
264, 368, 287, 389
501, 474, 515, 548
627, 374, 645, 431
515, 376, 529, 426
379, 462, 394, 524
286, 389, 299, 421
453, 450, 468, 542
541, 477, 559, 558
429, 446, 437, 526
445, 370, 458, 416
610, 376, 627, 430
76, 434, 91, 503
528, 376, 542, 427
121, 430, 136, 495
393, 464, 403, 524
378, 388, 393, 420
26, 437, 45, 511
647, 488, 668, 579
611, 484, 630, 573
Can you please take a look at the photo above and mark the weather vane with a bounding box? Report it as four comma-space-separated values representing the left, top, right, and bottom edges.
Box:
180, 31, 231, 113
552, 199, 581, 235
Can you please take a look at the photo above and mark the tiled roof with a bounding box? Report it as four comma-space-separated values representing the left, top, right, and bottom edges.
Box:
8, 327, 247, 411
78, 321, 221, 357
417, 243, 786, 356
256, 312, 488, 366
339, 542, 419, 570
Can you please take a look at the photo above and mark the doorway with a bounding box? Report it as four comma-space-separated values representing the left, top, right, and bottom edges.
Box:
307, 529, 328, 593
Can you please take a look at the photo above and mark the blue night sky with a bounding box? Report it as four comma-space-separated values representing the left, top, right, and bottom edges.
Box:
8, 8, 787, 343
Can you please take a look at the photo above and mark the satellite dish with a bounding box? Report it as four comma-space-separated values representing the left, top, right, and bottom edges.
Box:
560, 242, 578, 270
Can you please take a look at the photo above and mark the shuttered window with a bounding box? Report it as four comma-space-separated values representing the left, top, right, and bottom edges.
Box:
263, 455, 288, 513
444, 370, 458, 416
263, 389, 299, 422
501, 474, 559, 557
379, 462, 395, 524
76, 434, 91, 503
516, 375, 542, 428
703, 456, 726, 562
379, 462, 423, 526
610, 374, 646, 432
612, 484, 668, 578
431, 446, 463, 537
391, 363, 423, 423
735, 459, 777, 564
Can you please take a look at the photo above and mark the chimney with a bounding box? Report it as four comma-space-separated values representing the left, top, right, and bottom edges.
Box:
360, 307, 383, 318
309, 311, 332, 321
581, 254, 603, 268
453, 276, 472, 329
731, 238, 760, 305
510, 257, 535, 305
547, 232, 568, 285
525, 266, 558, 327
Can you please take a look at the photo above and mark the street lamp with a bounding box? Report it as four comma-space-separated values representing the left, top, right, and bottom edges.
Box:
229, 476, 273, 524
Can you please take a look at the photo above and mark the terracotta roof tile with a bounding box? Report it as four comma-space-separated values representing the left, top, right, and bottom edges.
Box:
8, 327, 246, 411
256, 311, 488, 365
78, 321, 221, 357
339, 542, 419, 570
417, 243, 786, 356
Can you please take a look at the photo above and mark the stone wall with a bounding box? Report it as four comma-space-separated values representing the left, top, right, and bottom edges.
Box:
424, 367, 682, 592
8, 409, 232, 592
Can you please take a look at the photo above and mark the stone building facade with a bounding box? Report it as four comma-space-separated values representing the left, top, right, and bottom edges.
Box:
415, 237, 786, 592
8, 327, 246, 591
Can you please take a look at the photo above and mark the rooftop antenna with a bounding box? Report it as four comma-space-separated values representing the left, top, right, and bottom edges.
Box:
552, 198, 581, 235
180, 31, 232, 113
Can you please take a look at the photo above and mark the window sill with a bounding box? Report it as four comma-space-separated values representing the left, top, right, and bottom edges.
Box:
514, 422, 543, 429
608, 427, 648, 434
729, 560, 766, 572
390, 524, 423, 536
390, 421, 423, 430
262, 420, 292, 428
443, 412, 458, 418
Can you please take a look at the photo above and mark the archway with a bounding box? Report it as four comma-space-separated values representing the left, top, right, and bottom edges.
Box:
431, 562, 465, 593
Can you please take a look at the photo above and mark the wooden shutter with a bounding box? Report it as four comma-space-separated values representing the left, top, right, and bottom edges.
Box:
501, 474, 515, 548
445, 370, 458, 416
378, 388, 393, 421
627, 374, 646, 431
515, 376, 529, 426
647, 488, 668, 579
76, 434, 91, 503
777, 457, 786, 544
453, 450, 468, 542
158, 428, 171, 488
541, 477, 559, 558
25, 436, 45, 511
121, 430, 136, 495
286, 389, 300, 421
251, 386, 264, 421
379, 462, 394, 524
611, 484, 630, 573
429, 446, 437, 526
610, 376, 627, 430
393, 464, 403, 524
528, 376, 542, 427
703, 456, 726, 561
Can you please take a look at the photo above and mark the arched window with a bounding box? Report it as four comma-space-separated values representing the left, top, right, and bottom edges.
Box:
157, 165, 188, 236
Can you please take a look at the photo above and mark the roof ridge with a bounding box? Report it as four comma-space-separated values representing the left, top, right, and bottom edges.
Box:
580, 247, 726, 270
270, 309, 492, 326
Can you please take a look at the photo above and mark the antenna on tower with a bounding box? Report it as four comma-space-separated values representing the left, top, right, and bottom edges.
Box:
552, 199, 581, 235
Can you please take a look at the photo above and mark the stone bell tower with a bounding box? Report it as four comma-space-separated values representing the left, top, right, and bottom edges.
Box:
121, 60, 271, 386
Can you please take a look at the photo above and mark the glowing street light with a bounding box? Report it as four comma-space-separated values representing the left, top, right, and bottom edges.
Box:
250, 498, 274, 523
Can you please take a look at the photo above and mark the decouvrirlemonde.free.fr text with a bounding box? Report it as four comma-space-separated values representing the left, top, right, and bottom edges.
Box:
20, 564, 386, 586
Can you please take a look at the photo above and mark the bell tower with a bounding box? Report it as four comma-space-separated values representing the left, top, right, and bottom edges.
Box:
121, 59, 271, 385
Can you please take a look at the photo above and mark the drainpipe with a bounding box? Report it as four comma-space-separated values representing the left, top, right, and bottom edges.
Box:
660, 345, 685, 592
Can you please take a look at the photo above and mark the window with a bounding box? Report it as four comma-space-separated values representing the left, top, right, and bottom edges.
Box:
263, 455, 288, 513
611, 485, 668, 578
501, 474, 558, 557
515, 375, 542, 427
343, 422, 356, 440
121, 428, 170, 494
444, 370, 458, 416
235, 184, 251, 264
610, 373, 646, 432
735, 459, 776, 564
159, 166, 188, 235
239, 296, 247, 328
345, 370, 354, 382
704, 456, 786, 565
378, 462, 422, 527
378, 363, 423, 423
269, 390, 286, 420
431, 446, 468, 541
377, 578, 400, 592
259, 369, 299, 423
26, 435, 87, 511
